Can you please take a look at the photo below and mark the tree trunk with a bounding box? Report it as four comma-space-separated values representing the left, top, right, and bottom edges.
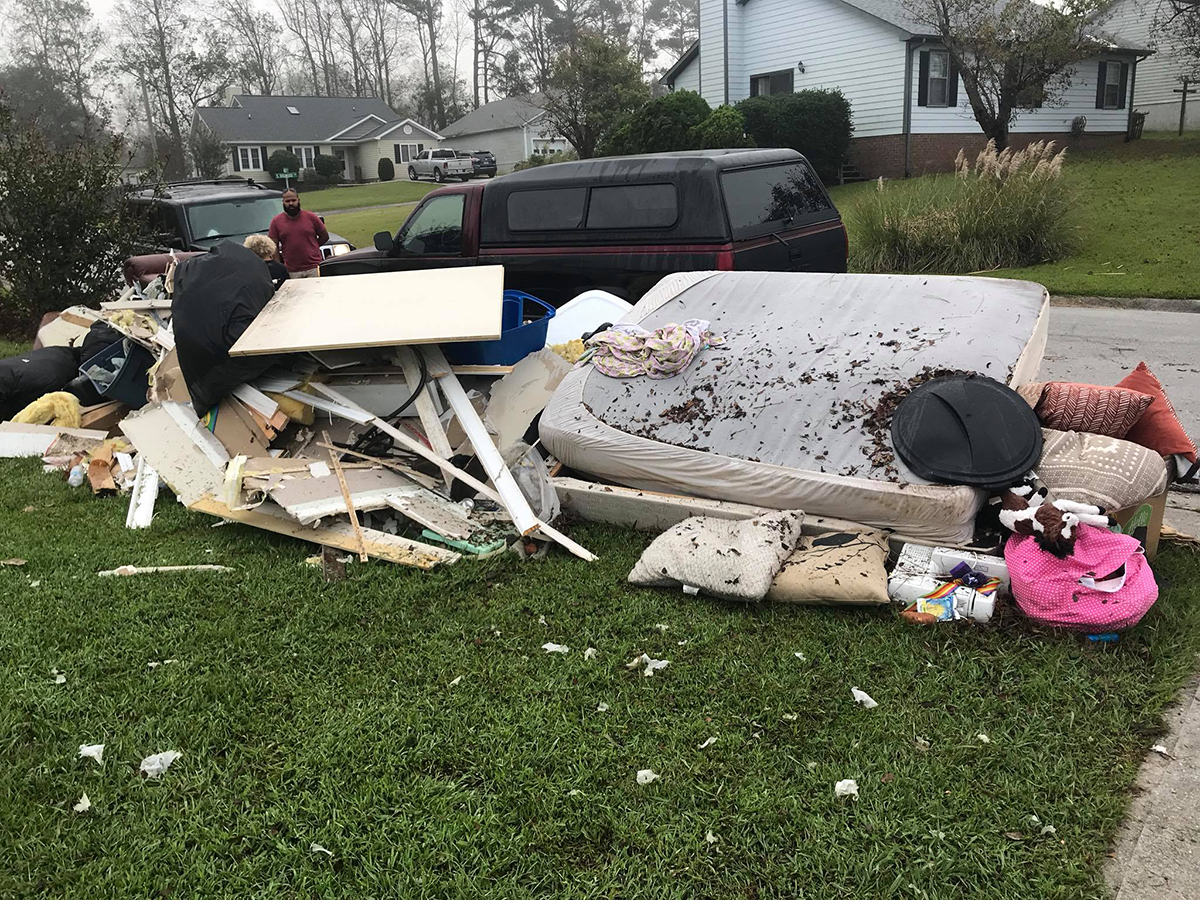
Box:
472, 0, 481, 108
426, 6, 446, 129
150, 0, 184, 171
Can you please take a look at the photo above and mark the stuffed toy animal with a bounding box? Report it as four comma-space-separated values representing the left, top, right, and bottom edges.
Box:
995, 482, 1114, 558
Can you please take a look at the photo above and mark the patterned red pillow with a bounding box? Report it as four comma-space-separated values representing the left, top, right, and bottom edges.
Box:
1117, 362, 1199, 463
1034, 382, 1153, 438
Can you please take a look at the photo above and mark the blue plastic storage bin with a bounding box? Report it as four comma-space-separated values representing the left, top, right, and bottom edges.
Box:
80, 339, 154, 409
442, 290, 556, 366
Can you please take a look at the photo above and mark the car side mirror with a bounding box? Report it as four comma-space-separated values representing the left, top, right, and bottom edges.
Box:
169, 237, 185, 250
373, 231, 395, 252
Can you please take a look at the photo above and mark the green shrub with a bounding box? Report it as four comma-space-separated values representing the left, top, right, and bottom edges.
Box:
847, 140, 1077, 274
266, 149, 300, 181
512, 149, 579, 171
687, 105, 754, 150
600, 91, 712, 156
737, 90, 853, 184
377, 156, 395, 181
312, 153, 343, 184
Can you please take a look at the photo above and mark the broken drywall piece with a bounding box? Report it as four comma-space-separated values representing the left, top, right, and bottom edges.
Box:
120, 402, 228, 507
309, 842, 333, 857
308, 461, 331, 478
636, 769, 660, 785
783, 713, 799, 722
139, 750, 181, 778
73, 793, 91, 813
385, 490, 474, 540
269, 465, 420, 526
1, 558, 26, 567
542, 643, 570, 654
697, 736, 717, 750
625, 653, 669, 677
147, 659, 178, 669
794, 652, 807, 661
448, 675, 463, 687
834, 779, 859, 800
1151, 743, 1171, 758
78, 743, 105, 764
851, 688, 878, 709
596, 702, 609, 713
978, 733, 992, 744
485, 347, 574, 450
654, 623, 669, 633
538, 615, 547, 626
99, 564, 232, 576
125, 456, 160, 529
705, 829, 719, 845
52, 668, 66, 685
583, 647, 598, 661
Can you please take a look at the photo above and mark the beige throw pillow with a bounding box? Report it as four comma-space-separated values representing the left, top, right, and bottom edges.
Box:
767, 530, 891, 605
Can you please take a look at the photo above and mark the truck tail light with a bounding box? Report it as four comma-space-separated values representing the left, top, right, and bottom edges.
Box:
716, 249, 735, 270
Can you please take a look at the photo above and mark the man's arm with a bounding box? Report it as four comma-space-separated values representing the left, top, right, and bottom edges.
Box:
313, 214, 329, 245
267, 220, 283, 263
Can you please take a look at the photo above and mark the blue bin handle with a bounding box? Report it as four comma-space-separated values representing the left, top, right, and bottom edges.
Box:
503, 290, 556, 320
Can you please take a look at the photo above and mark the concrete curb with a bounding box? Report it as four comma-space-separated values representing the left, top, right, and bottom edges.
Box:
1051, 296, 1200, 314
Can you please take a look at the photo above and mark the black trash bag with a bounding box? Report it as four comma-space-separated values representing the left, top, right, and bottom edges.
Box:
172, 241, 280, 417
63, 321, 128, 407
0, 345, 82, 420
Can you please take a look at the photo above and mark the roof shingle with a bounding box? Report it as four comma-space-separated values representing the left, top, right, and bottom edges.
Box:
194, 95, 400, 143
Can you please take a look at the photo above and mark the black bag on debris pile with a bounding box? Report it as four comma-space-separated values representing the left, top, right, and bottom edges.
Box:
0, 345, 81, 420
63, 321, 129, 406
173, 240, 280, 417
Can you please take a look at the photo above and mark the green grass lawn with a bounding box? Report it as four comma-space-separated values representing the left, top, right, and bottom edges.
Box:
325, 203, 419, 250
829, 134, 1200, 299
301, 180, 436, 214
3, 457, 1200, 898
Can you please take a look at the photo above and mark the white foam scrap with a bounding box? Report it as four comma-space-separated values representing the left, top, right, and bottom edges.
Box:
705, 829, 719, 845
538, 615, 547, 626
567, 789, 583, 797
977, 733, 992, 744
626, 653, 669, 677
654, 623, 669, 633
636, 768, 660, 785
583, 647, 598, 661
147, 659, 178, 669
448, 675, 463, 687
834, 779, 859, 800
78, 743, 105, 764
806, 761, 818, 772
677, 640, 688, 646
139, 750, 181, 779
794, 652, 807, 661
310, 842, 333, 857
851, 687, 878, 709
542, 643, 570, 654
1151, 743, 1170, 757
308, 461, 331, 478
929, 829, 945, 840
54, 672, 67, 685
596, 702, 609, 713
1041, 825, 1057, 835
914, 736, 931, 752
73, 793, 91, 813
783, 713, 799, 722
697, 736, 717, 750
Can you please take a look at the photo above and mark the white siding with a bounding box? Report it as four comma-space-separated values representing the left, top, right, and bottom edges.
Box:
731, 0, 907, 136
910, 49, 1137, 134
1106, 0, 1199, 130
673, 55, 701, 93
699, 0, 726, 106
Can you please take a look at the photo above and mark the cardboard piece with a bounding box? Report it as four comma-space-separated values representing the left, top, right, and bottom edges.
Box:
201, 399, 273, 458
87, 446, 117, 494
1112, 490, 1166, 562
79, 401, 130, 433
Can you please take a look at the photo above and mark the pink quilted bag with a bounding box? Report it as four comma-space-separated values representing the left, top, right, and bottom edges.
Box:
1005, 525, 1158, 632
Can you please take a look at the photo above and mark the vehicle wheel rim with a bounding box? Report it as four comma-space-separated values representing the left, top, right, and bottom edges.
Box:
434, 169, 443, 182
409, 167, 416, 180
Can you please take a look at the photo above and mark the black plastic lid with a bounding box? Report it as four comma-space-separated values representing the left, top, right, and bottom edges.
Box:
890, 375, 1042, 489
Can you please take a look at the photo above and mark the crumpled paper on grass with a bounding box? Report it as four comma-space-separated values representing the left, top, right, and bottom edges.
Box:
79, 743, 104, 764
139, 750, 181, 778
625, 653, 669, 677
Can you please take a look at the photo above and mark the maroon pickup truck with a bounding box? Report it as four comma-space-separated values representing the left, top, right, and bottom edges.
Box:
321, 148, 848, 304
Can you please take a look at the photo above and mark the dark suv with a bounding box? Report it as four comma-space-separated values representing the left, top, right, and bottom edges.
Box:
321, 149, 847, 304
127, 180, 354, 258
466, 150, 497, 177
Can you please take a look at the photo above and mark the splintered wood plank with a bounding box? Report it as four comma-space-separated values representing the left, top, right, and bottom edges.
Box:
326, 429, 367, 561
396, 345, 454, 485
228, 266, 505, 356
189, 497, 460, 569
385, 490, 474, 540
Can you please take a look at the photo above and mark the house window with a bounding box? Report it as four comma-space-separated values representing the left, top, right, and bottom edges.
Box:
393, 144, 421, 163
1104, 62, 1121, 108
928, 51, 949, 107
296, 146, 317, 169
238, 146, 262, 170
749, 69, 794, 97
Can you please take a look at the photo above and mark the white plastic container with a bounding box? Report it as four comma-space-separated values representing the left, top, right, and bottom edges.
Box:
544, 290, 634, 346
888, 573, 996, 623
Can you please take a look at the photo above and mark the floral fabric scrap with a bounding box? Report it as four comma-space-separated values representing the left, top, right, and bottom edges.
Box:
587, 319, 722, 379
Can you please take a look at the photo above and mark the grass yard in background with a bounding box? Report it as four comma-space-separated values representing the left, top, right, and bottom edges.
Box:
3, 459, 1200, 899
300, 180, 436, 214
325, 203, 418, 250
830, 134, 1200, 300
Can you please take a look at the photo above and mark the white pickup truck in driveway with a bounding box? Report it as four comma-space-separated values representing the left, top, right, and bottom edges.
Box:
407, 149, 473, 183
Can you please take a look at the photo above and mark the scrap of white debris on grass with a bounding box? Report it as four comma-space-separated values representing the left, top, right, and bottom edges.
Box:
583, 647, 598, 661
654, 624, 669, 633
596, 702, 609, 713
783, 713, 799, 722
705, 830, 719, 845
52, 668, 66, 685
636, 769, 660, 785
542, 642, 570, 654
73, 793, 91, 814
697, 736, 717, 750
567, 789, 583, 797
914, 736, 931, 752
139, 750, 181, 779
626, 653, 669, 677
147, 659, 178, 669
538, 615, 547, 626
851, 688, 878, 709
78, 743, 105, 764
1151, 743, 1171, 757
448, 675, 463, 687
100, 564, 232, 577
794, 652, 807, 661
310, 843, 333, 857
977, 733, 992, 744
834, 779, 859, 800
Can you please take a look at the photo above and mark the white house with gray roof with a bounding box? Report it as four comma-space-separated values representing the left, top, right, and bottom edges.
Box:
661, 0, 1151, 178
191, 95, 443, 183
439, 93, 571, 172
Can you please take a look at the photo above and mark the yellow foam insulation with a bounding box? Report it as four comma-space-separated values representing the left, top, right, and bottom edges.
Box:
267, 391, 315, 425
13, 392, 82, 428
549, 339, 586, 364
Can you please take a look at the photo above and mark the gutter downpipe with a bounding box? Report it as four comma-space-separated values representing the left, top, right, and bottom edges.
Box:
723, 0, 730, 105
902, 37, 916, 178
1126, 54, 1148, 141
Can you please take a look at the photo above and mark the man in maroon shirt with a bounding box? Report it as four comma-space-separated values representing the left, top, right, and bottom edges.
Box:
268, 188, 328, 278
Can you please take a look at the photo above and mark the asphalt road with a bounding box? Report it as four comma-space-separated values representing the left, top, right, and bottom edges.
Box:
1044, 305, 1200, 534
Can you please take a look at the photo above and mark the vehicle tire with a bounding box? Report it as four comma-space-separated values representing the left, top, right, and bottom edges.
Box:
433, 167, 444, 183
408, 166, 417, 181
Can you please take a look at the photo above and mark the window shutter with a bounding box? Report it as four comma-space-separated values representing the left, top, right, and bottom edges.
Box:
286, 145, 293, 154
260, 145, 268, 169
918, 50, 930, 107
1096, 61, 1107, 108
232, 148, 240, 172
1118, 62, 1129, 109
948, 60, 959, 106
393, 143, 401, 163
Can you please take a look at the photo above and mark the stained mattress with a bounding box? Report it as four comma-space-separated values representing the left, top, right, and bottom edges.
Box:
540, 271, 1049, 543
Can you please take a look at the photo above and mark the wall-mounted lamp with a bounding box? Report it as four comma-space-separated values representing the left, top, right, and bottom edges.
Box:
797, 60, 806, 74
